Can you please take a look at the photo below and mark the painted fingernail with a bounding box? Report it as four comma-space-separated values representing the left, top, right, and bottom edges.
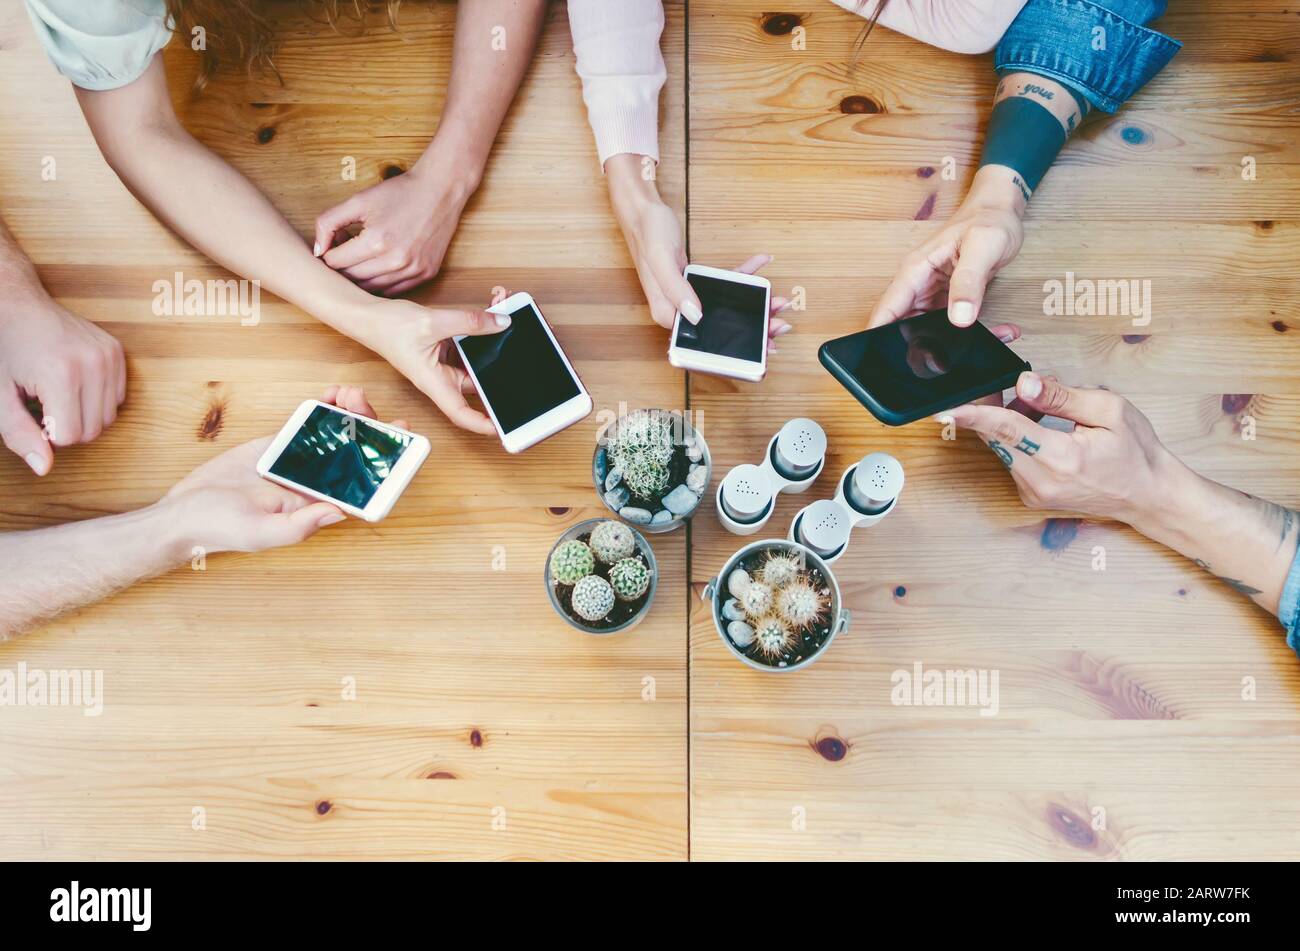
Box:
774, 324, 793, 337
494, 313, 512, 328
313, 242, 322, 257
680, 300, 703, 324
318, 512, 346, 527
1019, 372, 1043, 399
950, 301, 975, 326
24, 452, 49, 476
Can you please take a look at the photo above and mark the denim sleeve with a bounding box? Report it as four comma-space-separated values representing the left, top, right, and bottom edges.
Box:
1280, 547, 1300, 660
994, 0, 1182, 113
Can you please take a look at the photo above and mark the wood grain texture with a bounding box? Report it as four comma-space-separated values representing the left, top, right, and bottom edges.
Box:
2, 0, 1299, 862
687, 0, 1300, 860
0, 0, 688, 861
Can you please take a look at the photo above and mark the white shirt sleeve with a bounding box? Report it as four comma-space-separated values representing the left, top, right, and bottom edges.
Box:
24, 0, 172, 91
567, 0, 667, 169
829, 0, 1029, 55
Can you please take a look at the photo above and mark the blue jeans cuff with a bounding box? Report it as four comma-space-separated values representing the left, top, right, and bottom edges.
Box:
995, 0, 1182, 113
1280, 546, 1300, 659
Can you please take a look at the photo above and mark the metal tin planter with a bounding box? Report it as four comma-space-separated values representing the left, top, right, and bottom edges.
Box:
701, 538, 851, 672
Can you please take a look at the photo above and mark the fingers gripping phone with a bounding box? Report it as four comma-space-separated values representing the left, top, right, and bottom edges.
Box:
454, 292, 593, 453
819, 309, 1031, 426
669, 265, 771, 382
256, 401, 431, 522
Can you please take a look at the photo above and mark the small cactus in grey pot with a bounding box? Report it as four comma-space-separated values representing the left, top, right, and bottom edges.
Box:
609, 557, 651, 601
550, 539, 595, 585
571, 574, 616, 622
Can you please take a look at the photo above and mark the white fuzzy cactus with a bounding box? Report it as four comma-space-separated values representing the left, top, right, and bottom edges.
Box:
571, 575, 616, 622
740, 580, 774, 619
777, 580, 826, 630
759, 552, 801, 588
753, 615, 796, 659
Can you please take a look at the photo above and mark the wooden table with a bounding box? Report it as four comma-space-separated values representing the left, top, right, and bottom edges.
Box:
1, 0, 1297, 861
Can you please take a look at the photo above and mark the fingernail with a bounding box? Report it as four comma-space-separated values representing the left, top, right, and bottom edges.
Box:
996, 329, 1016, 343
680, 300, 703, 324
1019, 372, 1043, 399
318, 512, 346, 527
494, 313, 512, 328
24, 452, 49, 476
767, 346, 779, 355
950, 301, 975, 326
313, 242, 322, 257
774, 324, 792, 337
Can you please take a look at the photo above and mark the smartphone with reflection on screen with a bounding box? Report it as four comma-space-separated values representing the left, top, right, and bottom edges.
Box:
255, 401, 430, 522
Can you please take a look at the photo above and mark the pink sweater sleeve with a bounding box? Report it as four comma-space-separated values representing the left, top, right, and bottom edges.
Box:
830, 0, 1029, 55
567, 0, 666, 168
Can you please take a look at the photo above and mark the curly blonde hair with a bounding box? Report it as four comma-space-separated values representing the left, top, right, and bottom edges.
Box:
165, 0, 405, 93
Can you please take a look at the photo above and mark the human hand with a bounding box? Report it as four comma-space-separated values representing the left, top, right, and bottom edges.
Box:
868, 165, 1027, 330
313, 155, 479, 297
369, 299, 509, 435
946, 371, 1174, 525
604, 155, 791, 342
0, 299, 125, 475
162, 385, 408, 554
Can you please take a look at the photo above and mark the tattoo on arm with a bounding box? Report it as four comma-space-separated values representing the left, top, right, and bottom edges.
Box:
1014, 436, 1040, 456
1193, 558, 1264, 598
987, 440, 1013, 468
1010, 175, 1032, 202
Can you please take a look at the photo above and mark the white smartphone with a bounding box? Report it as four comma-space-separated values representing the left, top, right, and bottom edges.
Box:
454, 291, 593, 453
256, 400, 430, 522
668, 264, 771, 382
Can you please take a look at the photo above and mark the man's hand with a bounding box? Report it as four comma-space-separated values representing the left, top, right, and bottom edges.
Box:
947, 371, 1172, 524
0, 300, 125, 475
868, 164, 1027, 330
369, 299, 509, 435
161, 385, 407, 554
605, 154, 791, 342
314, 157, 478, 298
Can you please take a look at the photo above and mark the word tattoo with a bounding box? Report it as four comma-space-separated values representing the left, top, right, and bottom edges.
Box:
987, 440, 1014, 468
1014, 436, 1041, 456
1023, 83, 1056, 101
1194, 559, 1263, 598
1011, 175, 1032, 202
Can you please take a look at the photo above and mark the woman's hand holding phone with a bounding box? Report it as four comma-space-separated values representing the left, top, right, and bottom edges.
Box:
604, 155, 791, 343
868, 165, 1027, 330
368, 299, 509, 435
161, 386, 402, 555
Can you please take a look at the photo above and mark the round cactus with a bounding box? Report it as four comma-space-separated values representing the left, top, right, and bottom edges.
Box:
740, 580, 774, 619
753, 615, 796, 659
777, 579, 827, 630
571, 574, 615, 622
609, 557, 651, 601
590, 520, 636, 564
759, 552, 802, 588
550, 539, 595, 585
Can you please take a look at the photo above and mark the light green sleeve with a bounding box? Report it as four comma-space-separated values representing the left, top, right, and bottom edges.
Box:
24, 0, 172, 91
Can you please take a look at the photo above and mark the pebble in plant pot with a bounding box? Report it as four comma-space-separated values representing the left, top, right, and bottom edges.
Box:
550, 539, 595, 585
721, 598, 745, 621
609, 557, 651, 601
727, 619, 756, 649
727, 568, 752, 598
589, 520, 636, 564
619, 506, 653, 525
571, 575, 616, 622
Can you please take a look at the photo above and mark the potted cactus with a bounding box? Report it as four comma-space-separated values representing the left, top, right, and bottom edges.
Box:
701, 539, 851, 671
593, 408, 710, 533
545, 518, 658, 634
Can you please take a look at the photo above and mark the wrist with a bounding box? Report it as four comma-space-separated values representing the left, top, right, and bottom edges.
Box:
605, 154, 663, 218
966, 165, 1030, 216
413, 134, 486, 201
1128, 449, 1211, 546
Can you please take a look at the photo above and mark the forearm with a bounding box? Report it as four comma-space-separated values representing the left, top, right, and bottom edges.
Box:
0, 503, 189, 640
1131, 455, 1298, 618
74, 65, 380, 344
418, 0, 547, 183
605, 152, 661, 218
980, 71, 1088, 201
0, 217, 51, 308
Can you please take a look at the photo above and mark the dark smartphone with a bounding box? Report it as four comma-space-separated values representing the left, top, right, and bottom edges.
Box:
818, 309, 1031, 426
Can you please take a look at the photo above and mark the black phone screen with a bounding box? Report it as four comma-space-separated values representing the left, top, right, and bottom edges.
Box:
820, 310, 1028, 418
269, 405, 412, 509
458, 301, 580, 434
673, 273, 767, 362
